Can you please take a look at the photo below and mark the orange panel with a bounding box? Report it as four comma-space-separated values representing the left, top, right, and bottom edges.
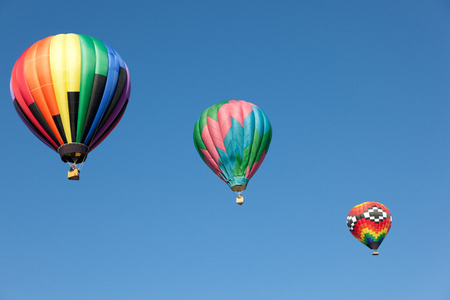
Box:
24, 39, 63, 145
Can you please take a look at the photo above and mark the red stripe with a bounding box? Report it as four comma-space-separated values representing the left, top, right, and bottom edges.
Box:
11, 49, 58, 149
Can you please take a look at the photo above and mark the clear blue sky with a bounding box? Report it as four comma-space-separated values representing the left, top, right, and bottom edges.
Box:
1, 1, 450, 299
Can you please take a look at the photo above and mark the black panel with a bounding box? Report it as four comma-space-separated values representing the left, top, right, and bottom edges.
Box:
28, 102, 60, 146
52, 114, 68, 144
91, 98, 129, 148
81, 74, 107, 142
13, 99, 57, 149
68, 91, 80, 142
97, 67, 127, 131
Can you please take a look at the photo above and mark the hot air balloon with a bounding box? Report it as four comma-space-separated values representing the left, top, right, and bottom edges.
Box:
10, 33, 130, 180
193, 100, 272, 205
346, 202, 392, 255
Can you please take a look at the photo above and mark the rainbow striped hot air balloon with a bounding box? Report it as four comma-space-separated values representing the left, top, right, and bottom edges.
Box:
10, 33, 130, 179
347, 202, 392, 255
193, 100, 272, 205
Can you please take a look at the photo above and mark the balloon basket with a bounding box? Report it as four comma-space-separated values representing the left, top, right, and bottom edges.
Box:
236, 192, 244, 205
372, 250, 379, 256
68, 165, 80, 180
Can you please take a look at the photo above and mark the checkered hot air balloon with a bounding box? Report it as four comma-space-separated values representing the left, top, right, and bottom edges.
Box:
193, 100, 272, 205
346, 202, 392, 255
10, 34, 130, 180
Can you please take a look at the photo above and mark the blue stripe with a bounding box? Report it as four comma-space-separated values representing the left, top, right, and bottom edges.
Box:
260, 107, 271, 134
84, 44, 122, 144
243, 111, 255, 149
218, 117, 245, 181
217, 148, 234, 181
252, 106, 265, 138
224, 117, 244, 160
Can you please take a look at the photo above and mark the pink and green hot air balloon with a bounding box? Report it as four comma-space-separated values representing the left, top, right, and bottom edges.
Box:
193, 100, 272, 205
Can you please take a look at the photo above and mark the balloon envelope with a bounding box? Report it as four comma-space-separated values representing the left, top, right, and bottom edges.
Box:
193, 100, 272, 191
347, 202, 392, 250
10, 33, 130, 164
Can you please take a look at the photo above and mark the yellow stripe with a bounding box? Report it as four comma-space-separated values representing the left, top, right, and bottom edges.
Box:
354, 202, 367, 209
50, 34, 72, 142
65, 34, 81, 92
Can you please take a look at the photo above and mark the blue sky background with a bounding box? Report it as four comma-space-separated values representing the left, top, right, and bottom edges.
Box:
1, 1, 450, 299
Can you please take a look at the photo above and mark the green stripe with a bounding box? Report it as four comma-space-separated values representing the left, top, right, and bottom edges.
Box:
193, 121, 206, 161
77, 35, 95, 142
233, 153, 245, 177
197, 101, 228, 133
76, 36, 108, 141
247, 128, 261, 171
264, 126, 272, 152
363, 232, 386, 244
92, 37, 108, 76
198, 110, 209, 135
255, 128, 272, 161
207, 101, 228, 121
